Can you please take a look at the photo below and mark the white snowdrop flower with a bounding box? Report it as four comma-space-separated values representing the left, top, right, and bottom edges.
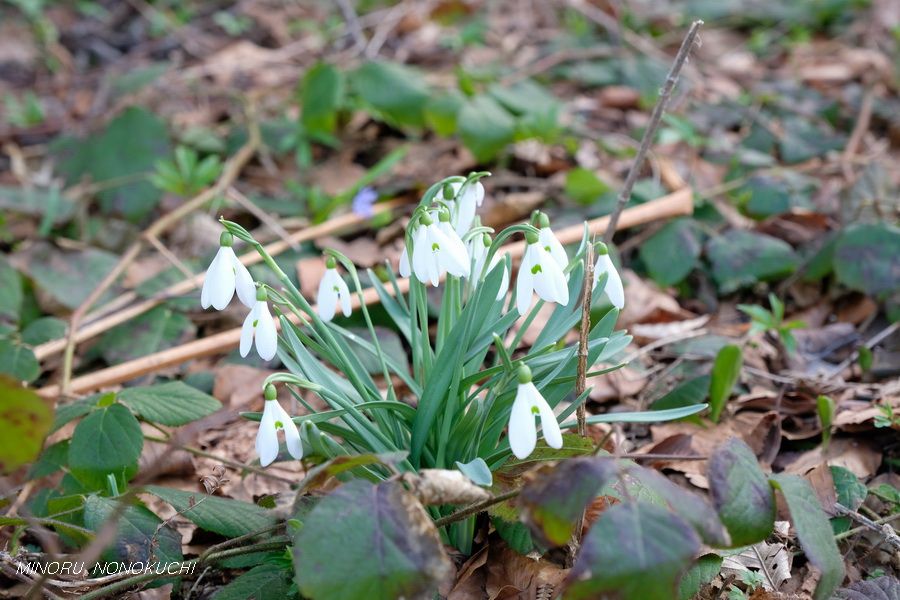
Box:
536, 213, 568, 270
201, 232, 256, 310
411, 211, 470, 286
449, 179, 485, 236
468, 234, 509, 301
256, 384, 303, 467
516, 232, 569, 316
240, 287, 278, 361
317, 257, 352, 322
508, 366, 562, 460
593, 242, 625, 309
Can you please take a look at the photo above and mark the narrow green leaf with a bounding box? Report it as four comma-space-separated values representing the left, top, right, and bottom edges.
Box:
817, 395, 834, 451
770, 474, 844, 600
709, 345, 742, 422
455, 457, 492, 487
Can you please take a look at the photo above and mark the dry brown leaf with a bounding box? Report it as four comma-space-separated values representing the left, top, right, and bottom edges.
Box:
405, 469, 491, 506
297, 255, 327, 300
448, 546, 489, 600
618, 271, 694, 328
630, 315, 709, 343
485, 541, 568, 600
781, 438, 882, 479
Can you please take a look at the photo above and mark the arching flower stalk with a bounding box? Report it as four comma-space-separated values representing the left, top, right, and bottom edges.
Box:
516, 230, 569, 315
593, 241, 625, 309
201, 231, 256, 310
256, 384, 303, 467
508, 365, 562, 459
240, 286, 278, 361
317, 256, 352, 322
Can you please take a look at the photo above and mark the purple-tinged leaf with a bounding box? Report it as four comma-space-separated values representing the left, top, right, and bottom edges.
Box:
708, 437, 775, 546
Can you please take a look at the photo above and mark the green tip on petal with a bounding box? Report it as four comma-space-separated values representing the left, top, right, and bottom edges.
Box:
264, 383, 277, 400
442, 182, 455, 200
595, 241, 609, 256
525, 231, 539, 245
219, 231, 234, 247
517, 365, 532, 384
326, 255, 337, 269
255, 286, 268, 302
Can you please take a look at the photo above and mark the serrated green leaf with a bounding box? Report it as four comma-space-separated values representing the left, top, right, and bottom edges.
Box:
83, 495, 182, 564
211, 564, 293, 600
566, 501, 701, 599
118, 381, 221, 426
96, 305, 195, 363
68, 403, 143, 475
54, 107, 171, 221
709, 345, 742, 422
769, 474, 844, 600
830, 466, 866, 512
21, 317, 67, 346
301, 62, 344, 136
458, 95, 515, 162
640, 218, 702, 286
707, 230, 799, 293
0, 339, 39, 382
833, 223, 900, 297
28, 439, 69, 479
352, 61, 429, 128
145, 485, 277, 538
293, 480, 453, 600
708, 438, 775, 546
0, 377, 53, 474
565, 167, 611, 206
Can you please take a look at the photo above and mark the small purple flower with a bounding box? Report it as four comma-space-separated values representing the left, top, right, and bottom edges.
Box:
351, 186, 378, 218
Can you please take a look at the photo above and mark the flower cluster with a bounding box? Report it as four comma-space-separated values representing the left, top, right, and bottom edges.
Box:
204, 174, 626, 466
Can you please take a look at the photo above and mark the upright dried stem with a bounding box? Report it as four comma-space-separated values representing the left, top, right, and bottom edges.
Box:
602, 19, 703, 244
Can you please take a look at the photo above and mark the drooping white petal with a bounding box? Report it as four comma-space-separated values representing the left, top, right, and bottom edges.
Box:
232, 254, 256, 309
490, 255, 510, 301
399, 246, 411, 278
202, 247, 236, 310
452, 181, 483, 236
468, 238, 488, 281
539, 227, 568, 270
529, 384, 562, 450
336, 274, 352, 317
530, 244, 569, 306
435, 222, 470, 278
254, 302, 278, 361
516, 247, 536, 316
255, 401, 280, 467
411, 226, 433, 286
317, 268, 340, 322
275, 401, 304, 460
509, 383, 538, 460
239, 303, 259, 357
594, 254, 625, 309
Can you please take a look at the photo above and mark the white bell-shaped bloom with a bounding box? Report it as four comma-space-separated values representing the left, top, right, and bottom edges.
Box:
516, 236, 569, 315
411, 213, 469, 286
317, 261, 352, 322
539, 226, 568, 270
201, 233, 255, 310
240, 289, 278, 361
256, 385, 303, 467
468, 235, 510, 301
450, 180, 485, 236
508, 366, 562, 459
593, 243, 625, 309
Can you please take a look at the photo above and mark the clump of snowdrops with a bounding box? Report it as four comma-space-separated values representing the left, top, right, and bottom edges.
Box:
201, 172, 636, 550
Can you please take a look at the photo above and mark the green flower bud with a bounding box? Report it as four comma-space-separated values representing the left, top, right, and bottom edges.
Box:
264, 383, 277, 400
219, 231, 234, 247
256, 286, 268, 302
326, 255, 337, 269
517, 365, 533, 384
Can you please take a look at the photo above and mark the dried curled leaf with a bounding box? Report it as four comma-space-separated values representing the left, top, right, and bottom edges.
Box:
404, 469, 491, 506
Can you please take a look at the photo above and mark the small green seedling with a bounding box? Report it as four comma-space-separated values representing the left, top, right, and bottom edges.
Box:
737, 293, 805, 354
